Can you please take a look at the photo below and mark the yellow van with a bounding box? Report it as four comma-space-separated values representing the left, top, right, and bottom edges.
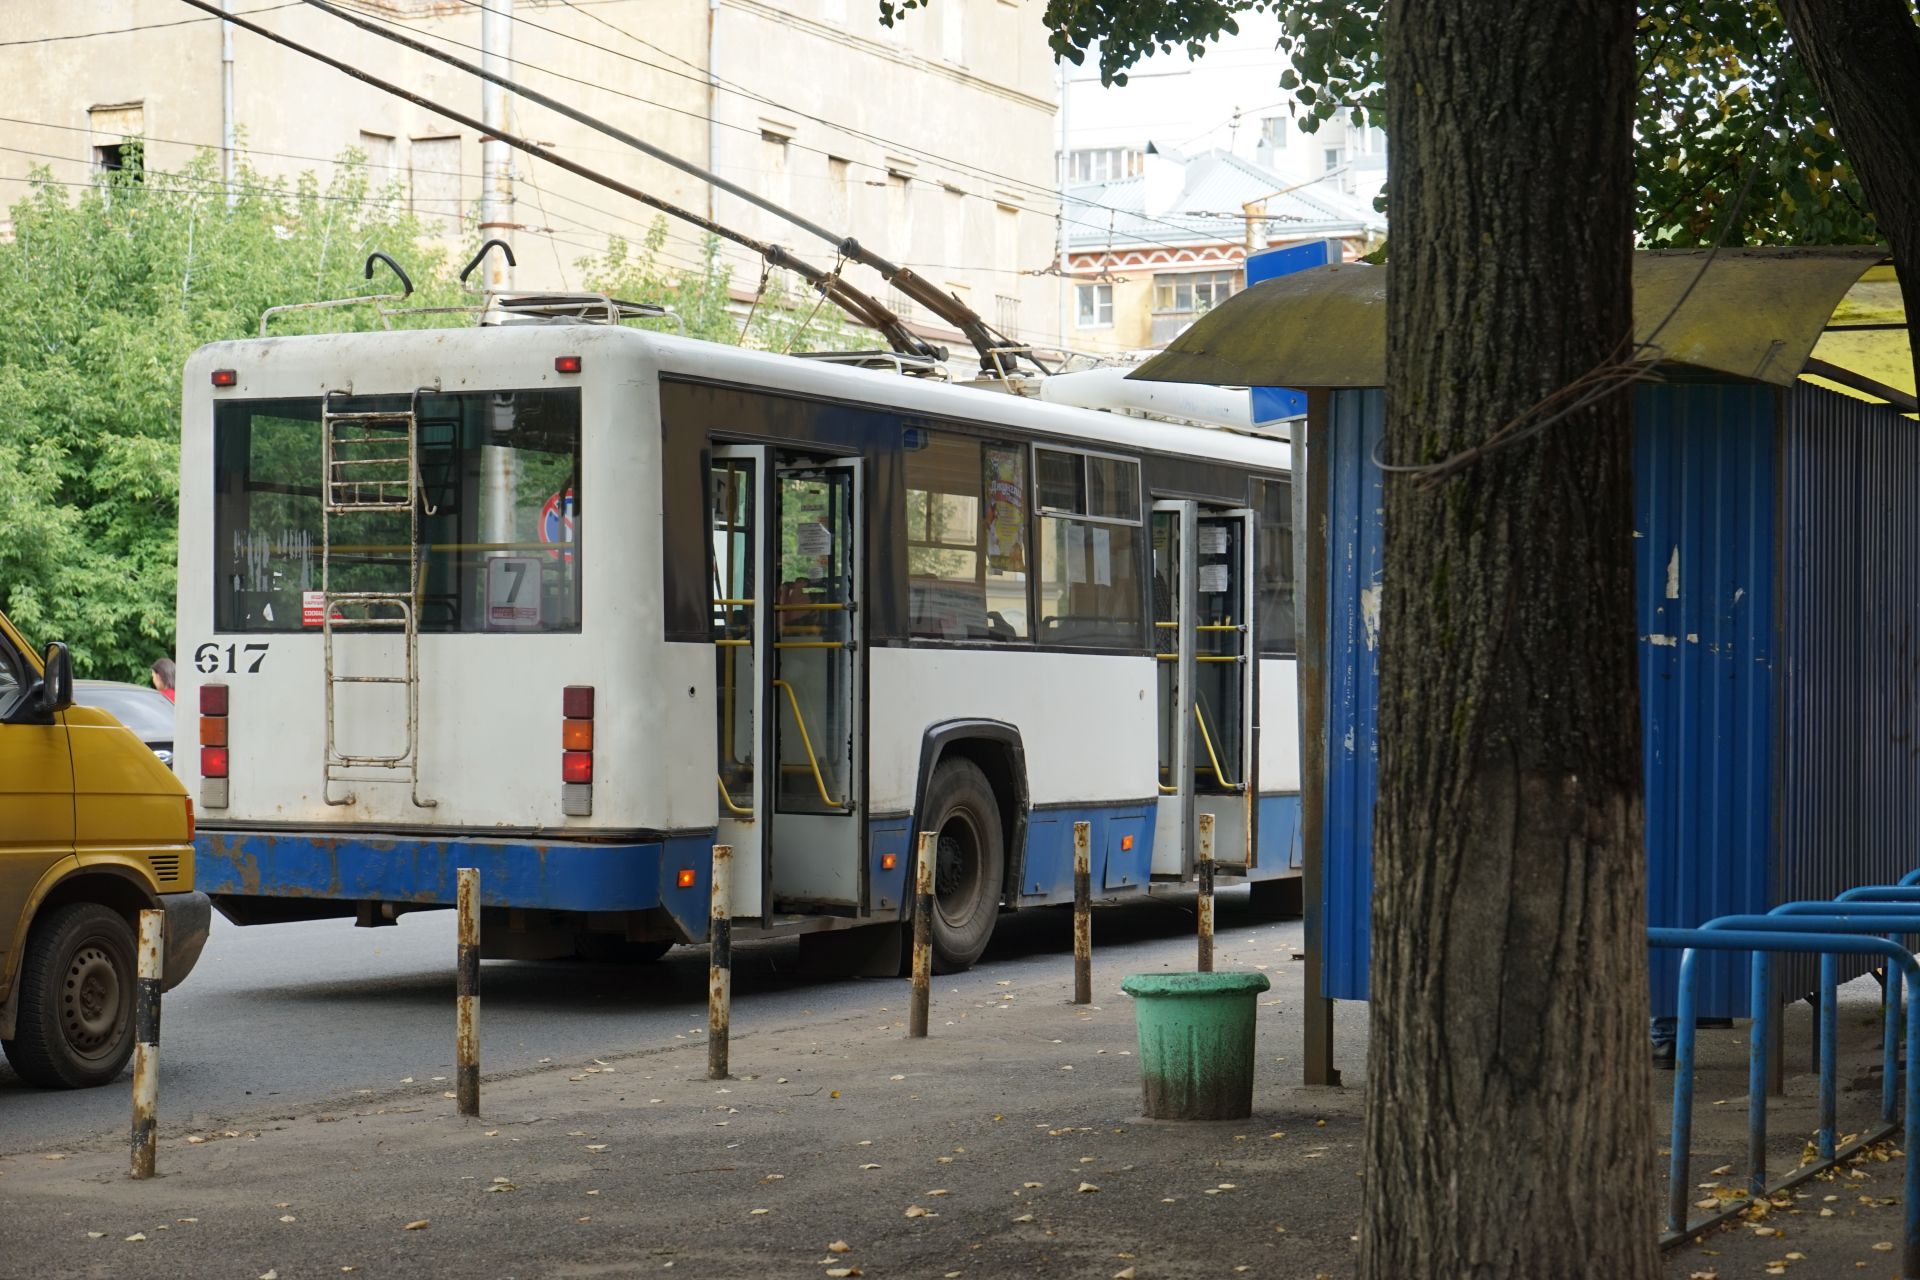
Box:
0, 613, 209, 1088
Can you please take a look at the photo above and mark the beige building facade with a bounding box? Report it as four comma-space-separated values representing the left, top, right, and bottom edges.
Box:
0, 0, 1061, 355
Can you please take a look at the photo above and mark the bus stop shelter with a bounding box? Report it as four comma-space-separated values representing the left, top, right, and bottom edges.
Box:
1133, 246, 1920, 1084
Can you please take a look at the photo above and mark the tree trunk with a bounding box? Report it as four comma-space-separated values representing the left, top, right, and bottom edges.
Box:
1783, 0, 1920, 402
1362, 3, 1652, 1278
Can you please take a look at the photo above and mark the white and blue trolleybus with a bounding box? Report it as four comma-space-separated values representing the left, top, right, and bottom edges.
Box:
174, 299, 1302, 971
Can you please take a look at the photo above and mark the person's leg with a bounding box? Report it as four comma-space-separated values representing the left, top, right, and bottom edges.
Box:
1651, 1015, 1677, 1069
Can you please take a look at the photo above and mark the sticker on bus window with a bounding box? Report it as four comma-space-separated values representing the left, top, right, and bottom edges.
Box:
302, 590, 325, 628
539, 488, 576, 563
486, 557, 544, 630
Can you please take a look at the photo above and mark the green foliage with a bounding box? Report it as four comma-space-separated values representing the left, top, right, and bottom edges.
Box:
0, 147, 467, 681
1017, 0, 1878, 246
577, 216, 859, 354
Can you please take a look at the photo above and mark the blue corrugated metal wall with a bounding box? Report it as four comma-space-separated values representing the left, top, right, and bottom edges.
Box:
1321, 388, 1383, 1001
1636, 383, 1778, 1018
1776, 384, 1920, 993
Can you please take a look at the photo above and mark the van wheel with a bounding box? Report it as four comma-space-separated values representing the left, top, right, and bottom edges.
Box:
2, 904, 138, 1089
922, 758, 1005, 973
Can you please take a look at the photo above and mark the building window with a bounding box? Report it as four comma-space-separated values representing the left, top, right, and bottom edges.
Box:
94, 141, 142, 179
1260, 116, 1288, 149
411, 135, 463, 231
1251, 477, 1296, 657
358, 130, 399, 186
1034, 447, 1144, 648
760, 126, 793, 204
905, 430, 1029, 642
89, 101, 145, 181
996, 293, 1021, 337
1063, 147, 1144, 184
1324, 146, 1343, 172
826, 155, 851, 226
1151, 269, 1239, 316
1075, 282, 1113, 329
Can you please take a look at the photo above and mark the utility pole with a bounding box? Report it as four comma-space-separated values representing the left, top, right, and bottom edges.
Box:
479, 0, 515, 296
1056, 62, 1070, 359
221, 0, 236, 205
479, 0, 520, 553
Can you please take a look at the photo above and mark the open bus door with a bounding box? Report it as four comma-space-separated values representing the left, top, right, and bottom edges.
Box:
710, 447, 865, 921
1152, 500, 1257, 876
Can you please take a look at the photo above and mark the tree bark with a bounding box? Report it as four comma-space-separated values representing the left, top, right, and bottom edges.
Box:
1783, 0, 1920, 402
1362, 3, 1652, 1278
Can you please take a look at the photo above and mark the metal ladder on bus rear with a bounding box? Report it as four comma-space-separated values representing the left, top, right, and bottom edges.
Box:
320, 390, 435, 809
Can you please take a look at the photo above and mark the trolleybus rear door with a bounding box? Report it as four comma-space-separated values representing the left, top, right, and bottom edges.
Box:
767, 457, 864, 912
711, 445, 768, 920
1151, 501, 1257, 876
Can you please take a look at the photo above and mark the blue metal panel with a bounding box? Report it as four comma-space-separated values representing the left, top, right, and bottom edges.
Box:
198, 830, 677, 912
1637, 382, 1778, 1018
1018, 803, 1153, 906
1322, 388, 1384, 1000
1777, 384, 1920, 963
1254, 792, 1303, 875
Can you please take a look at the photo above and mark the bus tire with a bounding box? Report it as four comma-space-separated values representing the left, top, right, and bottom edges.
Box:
922, 757, 1005, 973
1248, 876, 1303, 920
1, 903, 138, 1090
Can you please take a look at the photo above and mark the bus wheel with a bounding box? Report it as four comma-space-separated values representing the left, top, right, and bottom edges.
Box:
924, 758, 1005, 973
1248, 877, 1304, 920
1, 903, 138, 1089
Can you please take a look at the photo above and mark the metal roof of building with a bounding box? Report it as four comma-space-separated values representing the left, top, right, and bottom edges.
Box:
1066, 149, 1382, 253
1131, 245, 1911, 409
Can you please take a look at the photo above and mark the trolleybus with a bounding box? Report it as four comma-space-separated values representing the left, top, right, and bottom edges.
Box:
175, 302, 1302, 971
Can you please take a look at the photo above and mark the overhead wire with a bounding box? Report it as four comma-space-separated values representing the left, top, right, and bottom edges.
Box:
0, 2, 300, 47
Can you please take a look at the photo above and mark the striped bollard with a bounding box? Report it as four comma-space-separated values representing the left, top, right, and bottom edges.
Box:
1196, 812, 1216, 973
129, 909, 164, 1179
456, 868, 480, 1117
709, 844, 732, 1080
909, 831, 936, 1038
1072, 821, 1092, 1005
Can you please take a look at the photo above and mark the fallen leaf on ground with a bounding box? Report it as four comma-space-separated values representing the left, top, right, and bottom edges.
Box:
1114, 1269, 1136, 1279
125, 1234, 147, 1243
260, 1271, 279, 1280
1078, 1183, 1100, 1193
403, 1220, 430, 1231
825, 1269, 862, 1278
1709, 1164, 1734, 1176
585, 1144, 608, 1153
86, 1232, 105, 1240
749, 1208, 770, 1215
1013, 1214, 1035, 1223
279, 1214, 297, 1223
904, 1205, 930, 1218
1875, 1242, 1896, 1251
1023, 1181, 1043, 1189
827, 1241, 852, 1254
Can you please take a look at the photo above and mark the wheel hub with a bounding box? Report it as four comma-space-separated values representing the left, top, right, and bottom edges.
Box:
63, 945, 122, 1056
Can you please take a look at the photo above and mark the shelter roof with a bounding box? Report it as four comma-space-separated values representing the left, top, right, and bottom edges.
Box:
1131, 246, 1911, 410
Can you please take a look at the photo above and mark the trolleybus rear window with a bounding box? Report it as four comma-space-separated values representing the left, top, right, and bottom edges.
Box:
212, 390, 582, 633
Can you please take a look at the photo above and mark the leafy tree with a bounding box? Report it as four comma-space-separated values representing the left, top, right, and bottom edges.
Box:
1023, 0, 1877, 248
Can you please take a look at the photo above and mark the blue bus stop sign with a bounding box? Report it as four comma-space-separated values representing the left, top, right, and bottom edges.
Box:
1245, 239, 1342, 425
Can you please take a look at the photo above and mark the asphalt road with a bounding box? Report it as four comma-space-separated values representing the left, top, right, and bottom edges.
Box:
0, 886, 1343, 1154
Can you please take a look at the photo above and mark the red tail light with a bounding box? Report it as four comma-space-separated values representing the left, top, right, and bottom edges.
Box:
562, 750, 593, 783
211, 369, 238, 387
201, 746, 230, 778
563, 685, 594, 718
200, 683, 229, 715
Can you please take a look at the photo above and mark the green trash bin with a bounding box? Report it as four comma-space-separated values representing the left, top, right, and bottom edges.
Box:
1121, 971, 1271, 1120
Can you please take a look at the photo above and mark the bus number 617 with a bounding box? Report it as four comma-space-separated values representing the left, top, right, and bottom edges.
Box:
194, 642, 269, 674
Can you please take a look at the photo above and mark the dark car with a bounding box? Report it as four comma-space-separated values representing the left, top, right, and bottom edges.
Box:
71, 680, 176, 767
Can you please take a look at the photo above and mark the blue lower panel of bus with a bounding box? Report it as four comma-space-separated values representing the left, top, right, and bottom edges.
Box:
1258, 793, 1304, 871
196, 829, 717, 939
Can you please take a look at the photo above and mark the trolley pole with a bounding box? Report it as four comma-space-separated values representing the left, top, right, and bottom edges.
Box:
129, 909, 163, 1179
1072, 821, 1092, 1004
456, 868, 480, 1117
909, 831, 936, 1038
1196, 812, 1216, 973
708, 844, 732, 1080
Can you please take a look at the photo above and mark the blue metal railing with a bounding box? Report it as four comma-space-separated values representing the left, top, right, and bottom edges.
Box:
1652, 918, 1920, 1279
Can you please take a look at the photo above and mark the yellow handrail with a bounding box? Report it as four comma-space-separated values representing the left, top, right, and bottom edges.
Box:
1155, 620, 1238, 631
715, 638, 751, 647
772, 678, 843, 808
1156, 654, 1243, 663
773, 601, 847, 611
713, 597, 756, 607
775, 640, 845, 650
717, 773, 753, 817
1193, 703, 1239, 790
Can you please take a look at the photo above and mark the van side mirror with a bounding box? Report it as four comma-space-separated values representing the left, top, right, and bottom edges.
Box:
38, 641, 73, 714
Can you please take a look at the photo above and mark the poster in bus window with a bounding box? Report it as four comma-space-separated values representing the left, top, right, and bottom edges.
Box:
983, 446, 1026, 574
485, 556, 545, 630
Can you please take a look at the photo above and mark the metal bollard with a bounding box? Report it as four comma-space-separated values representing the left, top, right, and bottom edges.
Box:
1196, 813, 1216, 973
1072, 821, 1092, 1004
456, 867, 480, 1117
130, 909, 163, 1179
909, 830, 936, 1038
709, 844, 732, 1080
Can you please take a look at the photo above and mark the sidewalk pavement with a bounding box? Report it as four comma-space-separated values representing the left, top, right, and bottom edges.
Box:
0, 904, 1910, 1280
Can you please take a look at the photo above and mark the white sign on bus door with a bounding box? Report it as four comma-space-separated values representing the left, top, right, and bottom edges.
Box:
485, 556, 544, 630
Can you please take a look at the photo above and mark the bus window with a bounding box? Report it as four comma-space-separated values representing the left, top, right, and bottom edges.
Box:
1034, 446, 1144, 649
904, 429, 1029, 642
1251, 476, 1296, 657
212, 390, 582, 633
